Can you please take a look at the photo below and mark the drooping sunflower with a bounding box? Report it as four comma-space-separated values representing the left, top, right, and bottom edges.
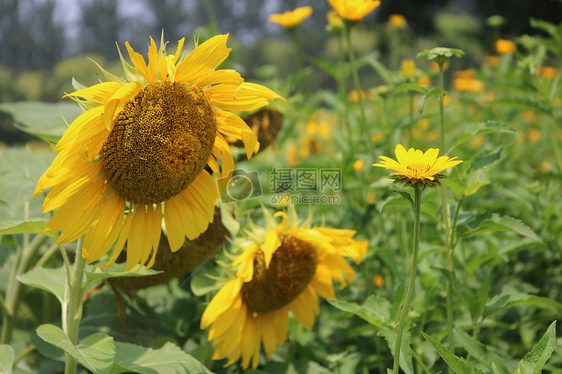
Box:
200, 207, 368, 369
34, 34, 282, 270
327, 0, 381, 22
268, 6, 313, 28
373, 144, 463, 190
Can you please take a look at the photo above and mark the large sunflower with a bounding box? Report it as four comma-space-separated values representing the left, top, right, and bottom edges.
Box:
34, 34, 282, 270
200, 207, 368, 369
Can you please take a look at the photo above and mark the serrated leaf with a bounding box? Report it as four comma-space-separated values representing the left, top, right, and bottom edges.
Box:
421, 331, 485, 374
516, 321, 556, 374
18, 266, 68, 303
454, 328, 509, 374
0, 218, 57, 239
464, 148, 503, 196
456, 213, 542, 243
0, 345, 14, 374
327, 295, 392, 328
451, 121, 517, 150
381, 324, 415, 374
111, 341, 212, 374
485, 293, 560, 318
37, 325, 115, 374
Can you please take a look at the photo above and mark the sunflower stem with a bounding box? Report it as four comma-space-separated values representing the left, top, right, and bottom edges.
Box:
344, 22, 370, 154
438, 62, 455, 369
288, 27, 308, 93
64, 238, 86, 374
336, 31, 354, 149
392, 186, 421, 374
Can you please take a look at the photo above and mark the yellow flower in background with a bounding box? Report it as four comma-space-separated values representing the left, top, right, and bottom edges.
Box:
536, 66, 560, 80
401, 59, 416, 78
373, 144, 462, 190
200, 208, 368, 369
349, 89, 367, 102
327, 0, 381, 21
34, 34, 282, 270
326, 10, 345, 28
494, 39, 516, 54
484, 55, 500, 68
389, 14, 406, 28
268, 6, 313, 28
453, 78, 484, 92
353, 158, 366, 172
417, 76, 431, 87
470, 134, 486, 150
430, 60, 449, 72
528, 128, 541, 143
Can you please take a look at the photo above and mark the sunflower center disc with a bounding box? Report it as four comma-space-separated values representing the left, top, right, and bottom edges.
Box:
101, 81, 217, 205
241, 235, 318, 314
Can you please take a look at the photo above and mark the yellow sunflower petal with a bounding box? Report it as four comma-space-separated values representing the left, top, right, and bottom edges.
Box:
63, 82, 122, 103
163, 197, 186, 252
175, 34, 231, 83
125, 41, 150, 82
104, 81, 142, 130
195, 69, 244, 88
261, 230, 281, 269
200, 279, 242, 329
54, 106, 106, 152
289, 285, 318, 329
82, 193, 126, 262
105, 210, 133, 268
215, 109, 259, 160
205, 82, 283, 112
240, 313, 259, 369
126, 205, 152, 271
147, 36, 158, 83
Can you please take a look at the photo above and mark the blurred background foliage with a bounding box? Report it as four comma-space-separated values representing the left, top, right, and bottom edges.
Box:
0, 0, 561, 103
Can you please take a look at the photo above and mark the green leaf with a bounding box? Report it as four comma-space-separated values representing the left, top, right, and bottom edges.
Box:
111, 341, 212, 374
516, 321, 557, 374
0, 102, 82, 143
464, 147, 503, 196
308, 57, 339, 79
327, 295, 392, 328
417, 88, 447, 113
84, 263, 161, 289
453, 328, 509, 374
37, 325, 115, 374
394, 83, 430, 95
456, 213, 542, 243
485, 293, 560, 319
0, 218, 58, 239
421, 331, 485, 374
18, 266, 68, 304
451, 121, 517, 150
381, 324, 415, 374
0, 345, 14, 374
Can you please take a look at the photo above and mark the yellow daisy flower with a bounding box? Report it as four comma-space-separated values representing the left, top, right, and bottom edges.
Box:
373, 144, 463, 190
34, 34, 282, 270
200, 208, 368, 369
494, 38, 516, 54
268, 6, 313, 28
388, 14, 407, 28
327, 0, 381, 21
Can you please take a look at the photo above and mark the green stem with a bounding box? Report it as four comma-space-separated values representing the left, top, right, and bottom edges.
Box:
64, 238, 87, 374
0, 234, 48, 344
336, 32, 353, 149
344, 22, 370, 153
288, 28, 309, 93
438, 62, 455, 367
393, 186, 421, 374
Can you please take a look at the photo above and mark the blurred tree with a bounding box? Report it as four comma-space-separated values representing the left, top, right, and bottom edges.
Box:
79, 0, 122, 57
0, 0, 65, 71
144, 0, 193, 41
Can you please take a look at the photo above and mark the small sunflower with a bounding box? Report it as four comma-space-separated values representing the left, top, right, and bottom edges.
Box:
200, 207, 368, 369
373, 144, 463, 190
34, 34, 282, 270
268, 6, 313, 28
327, 0, 381, 22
